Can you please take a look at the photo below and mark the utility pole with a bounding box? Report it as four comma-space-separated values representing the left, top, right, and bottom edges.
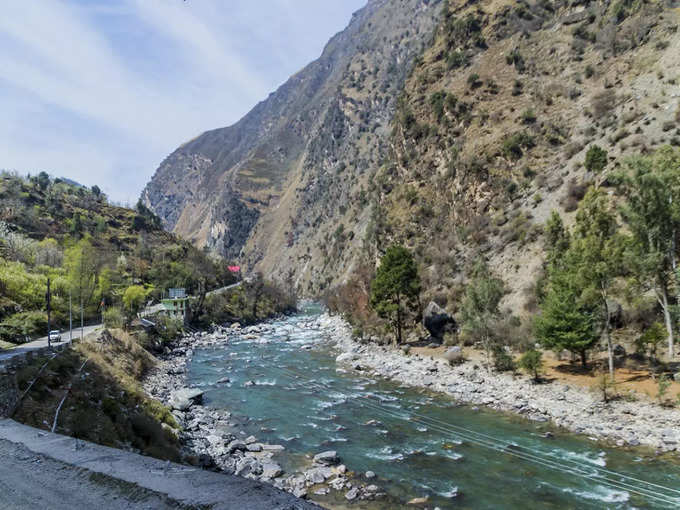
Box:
69, 290, 73, 342
46, 278, 51, 348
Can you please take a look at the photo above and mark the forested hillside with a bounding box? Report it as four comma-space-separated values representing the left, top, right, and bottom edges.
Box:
0, 171, 236, 345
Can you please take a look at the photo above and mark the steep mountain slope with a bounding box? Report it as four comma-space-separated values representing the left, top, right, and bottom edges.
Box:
142, 0, 442, 287
144, 0, 680, 307
376, 0, 680, 315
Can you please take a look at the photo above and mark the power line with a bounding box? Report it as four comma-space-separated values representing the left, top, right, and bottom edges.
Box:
259, 362, 680, 507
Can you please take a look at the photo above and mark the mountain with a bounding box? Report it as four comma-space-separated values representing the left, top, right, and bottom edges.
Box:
143, 0, 680, 307
142, 0, 442, 292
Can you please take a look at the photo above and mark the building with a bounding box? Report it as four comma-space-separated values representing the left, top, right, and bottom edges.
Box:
161, 288, 189, 322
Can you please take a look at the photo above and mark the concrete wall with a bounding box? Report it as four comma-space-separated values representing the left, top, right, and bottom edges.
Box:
0, 343, 71, 417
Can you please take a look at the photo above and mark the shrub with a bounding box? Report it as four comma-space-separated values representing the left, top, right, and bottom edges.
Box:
502, 132, 535, 160
505, 49, 525, 72
584, 145, 608, 172
0, 311, 47, 343
103, 308, 124, 329
521, 109, 537, 124
492, 345, 516, 372
518, 349, 543, 381
467, 73, 482, 88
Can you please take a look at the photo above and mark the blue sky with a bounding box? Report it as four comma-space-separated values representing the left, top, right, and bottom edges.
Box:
0, 0, 366, 204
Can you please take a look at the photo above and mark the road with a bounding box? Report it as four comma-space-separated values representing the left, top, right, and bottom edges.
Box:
0, 419, 321, 510
0, 324, 101, 363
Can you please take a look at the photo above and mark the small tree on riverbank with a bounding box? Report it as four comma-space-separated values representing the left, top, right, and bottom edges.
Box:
518, 348, 543, 382
459, 261, 504, 371
370, 245, 420, 345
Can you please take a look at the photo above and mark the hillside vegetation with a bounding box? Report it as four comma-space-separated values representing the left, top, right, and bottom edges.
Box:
0, 171, 237, 344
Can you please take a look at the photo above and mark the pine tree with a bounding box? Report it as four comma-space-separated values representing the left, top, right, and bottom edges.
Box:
370, 245, 420, 345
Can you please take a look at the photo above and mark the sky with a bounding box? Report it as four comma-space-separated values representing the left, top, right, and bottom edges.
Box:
0, 0, 366, 204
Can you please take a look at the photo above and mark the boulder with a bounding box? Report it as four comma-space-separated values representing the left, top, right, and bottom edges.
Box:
313, 450, 340, 466
261, 463, 283, 479
422, 301, 457, 342
345, 487, 359, 501
365, 470, 376, 479
169, 388, 204, 411
443, 346, 464, 364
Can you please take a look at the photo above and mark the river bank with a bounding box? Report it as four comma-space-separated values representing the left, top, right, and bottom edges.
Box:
143, 320, 388, 508
324, 314, 680, 455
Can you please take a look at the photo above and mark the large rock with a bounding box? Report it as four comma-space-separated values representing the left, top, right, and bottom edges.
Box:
422, 301, 457, 342
313, 450, 340, 466
443, 346, 464, 365
169, 388, 204, 411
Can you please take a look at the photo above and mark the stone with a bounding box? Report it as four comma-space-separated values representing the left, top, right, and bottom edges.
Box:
365, 470, 376, 479
345, 487, 359, 501
261, 444, 285, 451
313, 450, 340, 466
230, 322, 241, 329
261, 463, 283, 479
216, 377, 230, 384
408, 496, 429, 505
422, 301, 457, 342
245, 435, 258, 444
443, 346, 464, 365
247, 443, 263, 452
227, 440, 247, 453
336, 464, 347, 474
168, 388, 204, 411
613, 344, 627, 357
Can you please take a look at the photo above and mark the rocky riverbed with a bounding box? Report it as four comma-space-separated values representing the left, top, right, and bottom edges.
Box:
143, 320, 387, 507
323, 314, 680, 454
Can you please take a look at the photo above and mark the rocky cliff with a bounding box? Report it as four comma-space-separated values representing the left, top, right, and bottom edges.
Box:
143, 0, 442, 286
144, 0, 680, 304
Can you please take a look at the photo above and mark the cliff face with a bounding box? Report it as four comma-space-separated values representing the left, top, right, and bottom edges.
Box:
143, 0, 443, 271
144, 0, 680, 302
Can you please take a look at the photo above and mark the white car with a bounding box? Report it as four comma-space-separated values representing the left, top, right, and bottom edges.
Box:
48, 330, 62, 342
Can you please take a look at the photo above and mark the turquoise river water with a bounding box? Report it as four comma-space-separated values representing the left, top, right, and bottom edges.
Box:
188, 305, 680, 509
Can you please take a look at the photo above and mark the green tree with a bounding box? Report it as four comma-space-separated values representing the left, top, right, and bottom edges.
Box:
616, 147, 680, 359
635, 322, 665, 363
535, 260, 598, 367
459, 260, 504, 370
370, 245, 420, 345
64, 238, 99, 320
584, 145, 608, 173
37, 171, 50, 190
544, 210, 570, 266
573, 188, 625, 378
518, 349, 543, 381
122, 285, 149, 326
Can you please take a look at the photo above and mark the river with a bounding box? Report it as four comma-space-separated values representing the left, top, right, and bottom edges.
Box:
187, 305, 680, 509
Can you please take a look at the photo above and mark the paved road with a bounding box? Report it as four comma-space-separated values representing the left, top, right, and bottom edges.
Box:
206, 280, 244, 297
0, 439, 186, 510
0, 324, 101, 363
0, 419, 321, 510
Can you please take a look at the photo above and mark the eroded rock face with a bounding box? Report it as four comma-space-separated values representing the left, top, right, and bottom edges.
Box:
422, 302, 457, 342
142, 0, 441, 289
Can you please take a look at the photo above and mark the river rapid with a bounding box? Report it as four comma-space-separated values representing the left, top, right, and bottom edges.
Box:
186, 305, 680, 509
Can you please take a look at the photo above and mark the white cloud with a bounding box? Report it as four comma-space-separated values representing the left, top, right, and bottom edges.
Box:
0, 0, 366, 201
